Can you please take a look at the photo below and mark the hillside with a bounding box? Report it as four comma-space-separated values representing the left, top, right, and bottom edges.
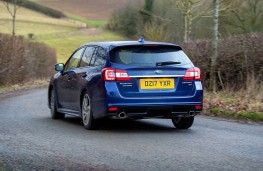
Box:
0, 2, 126, 63
36, 0, 137, 20
0, 3, 78, 36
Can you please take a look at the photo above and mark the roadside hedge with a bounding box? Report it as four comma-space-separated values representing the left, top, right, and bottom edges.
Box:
0, 33, 57, 85
181, 33, 263, 90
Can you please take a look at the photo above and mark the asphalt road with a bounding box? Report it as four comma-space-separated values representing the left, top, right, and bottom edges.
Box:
0, 88, 263, 171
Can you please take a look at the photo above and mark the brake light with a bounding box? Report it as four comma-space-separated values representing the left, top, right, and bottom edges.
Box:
183, 67, 201, 80
102, 68, 131, 81
143, 44, 159, 46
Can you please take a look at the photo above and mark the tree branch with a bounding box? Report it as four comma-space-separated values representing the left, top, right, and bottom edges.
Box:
1, 1, 14, 17
139, 9, 177, 25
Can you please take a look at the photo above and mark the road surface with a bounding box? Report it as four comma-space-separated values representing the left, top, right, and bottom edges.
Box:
0, 88, 263, 171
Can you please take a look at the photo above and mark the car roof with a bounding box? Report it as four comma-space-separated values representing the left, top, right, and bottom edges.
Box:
81, 40, 182, 50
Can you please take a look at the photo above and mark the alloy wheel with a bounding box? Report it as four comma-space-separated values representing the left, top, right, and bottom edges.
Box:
82, 94, 91, 126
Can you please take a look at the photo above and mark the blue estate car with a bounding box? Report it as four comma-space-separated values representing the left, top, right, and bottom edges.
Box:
48, 39, 203, 130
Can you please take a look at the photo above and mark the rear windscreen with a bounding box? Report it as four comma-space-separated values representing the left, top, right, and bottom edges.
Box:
110, 46, 192, 67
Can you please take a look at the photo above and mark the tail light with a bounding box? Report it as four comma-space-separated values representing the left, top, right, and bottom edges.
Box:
103, 68, 115, 81
102, 68, 131, 81
183, 67, 201, 80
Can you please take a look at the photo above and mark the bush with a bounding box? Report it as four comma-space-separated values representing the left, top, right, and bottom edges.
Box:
2, 0, 66, 18
141, 21, 172, 42
181, 33, 263, 90
0, 33, 57, 86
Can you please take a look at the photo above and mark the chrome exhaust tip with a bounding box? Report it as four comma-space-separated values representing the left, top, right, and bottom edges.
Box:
118, 112, 127, 119
188, 111, 196, 116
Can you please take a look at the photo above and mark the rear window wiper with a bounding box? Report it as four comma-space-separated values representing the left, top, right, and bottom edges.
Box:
156, 61, 181, 66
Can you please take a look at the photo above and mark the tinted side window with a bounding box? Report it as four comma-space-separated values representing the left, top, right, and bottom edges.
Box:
65, 47, 85, 70
79, 46, 96, 67
94, 47, 107, 66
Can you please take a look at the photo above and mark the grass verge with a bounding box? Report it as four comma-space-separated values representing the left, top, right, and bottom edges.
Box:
0, 79, 49, 94
0, 79, 49, 100
203, 91, 263, 122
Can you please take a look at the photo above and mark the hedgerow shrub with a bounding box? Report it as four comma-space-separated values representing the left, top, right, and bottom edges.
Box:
181, 33, 263, 90
0, 33, 57, 85
2, 0, 66, 18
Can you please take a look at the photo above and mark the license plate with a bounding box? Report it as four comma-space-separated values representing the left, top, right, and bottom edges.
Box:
140, 78, 174, 90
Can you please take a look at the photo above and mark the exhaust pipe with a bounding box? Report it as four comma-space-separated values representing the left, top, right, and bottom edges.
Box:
188, 111, 195, 116
118, 112, 127, 119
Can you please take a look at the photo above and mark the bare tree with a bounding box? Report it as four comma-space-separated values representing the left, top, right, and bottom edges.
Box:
171, 0, 212, 42
222, 0, 263, 34
143, 0, 154, 23
138, 0, 230, 43
1, 0, 22, 35
209, 0, 219, 92
140, 0, 212, 42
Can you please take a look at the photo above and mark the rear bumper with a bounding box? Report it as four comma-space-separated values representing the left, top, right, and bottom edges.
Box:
105, 90, 203, 118
107, 105, 202, 119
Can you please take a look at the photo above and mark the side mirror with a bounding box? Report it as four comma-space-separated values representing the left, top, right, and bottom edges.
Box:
55, 63, 64, 72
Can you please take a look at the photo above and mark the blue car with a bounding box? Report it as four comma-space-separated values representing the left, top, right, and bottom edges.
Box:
48, 39, 203, 130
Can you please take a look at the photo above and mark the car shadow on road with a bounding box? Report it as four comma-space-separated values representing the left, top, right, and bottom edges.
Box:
59, 116, 194, 133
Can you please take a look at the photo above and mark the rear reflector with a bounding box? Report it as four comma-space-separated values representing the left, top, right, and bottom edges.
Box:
102, 68, 131, 81
183, 67, 201, 80
109, 107, 118, 111
195, 105, 202, 109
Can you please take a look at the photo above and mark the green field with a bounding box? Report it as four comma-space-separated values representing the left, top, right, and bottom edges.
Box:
0, 3, 126, 63
37, 29, 125, 63
67, 14, 107, 28
0, 3, 78, 34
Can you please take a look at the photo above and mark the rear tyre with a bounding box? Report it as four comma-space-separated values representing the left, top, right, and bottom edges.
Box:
50, 89, 65, 119
171, 116, 194, 129
82, 92, 96, 130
